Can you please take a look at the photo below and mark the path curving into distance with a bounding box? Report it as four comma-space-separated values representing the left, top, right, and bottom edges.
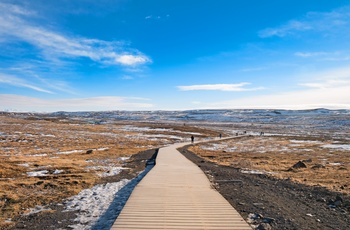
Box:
111, 139, 252, 229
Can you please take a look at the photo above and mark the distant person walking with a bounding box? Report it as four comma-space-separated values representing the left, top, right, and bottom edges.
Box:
219, 133, 222, 139
191, 135, 194, 143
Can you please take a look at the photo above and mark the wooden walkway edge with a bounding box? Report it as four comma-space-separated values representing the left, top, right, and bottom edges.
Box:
111, 141, 252, 229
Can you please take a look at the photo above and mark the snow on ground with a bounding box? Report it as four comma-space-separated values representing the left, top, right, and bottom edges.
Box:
27, 169, 64, 177
64, 166, 153, 230
56, 150, 84, 155
240, 169, 275, 175
26, 170, 49, 177
200, 143, 237, 152
117, 156, 130, 161
24, 205, 52, 216
289, 140, 323, 144
29, 154, 48, 157
87, 166, 127, 177
322, 144, 350, 151
64, 179, 130, 229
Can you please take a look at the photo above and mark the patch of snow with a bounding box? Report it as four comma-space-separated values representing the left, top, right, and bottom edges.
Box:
118, 156, 130, 161
322, 144, 350, 150
40, 134, 56, 137
97, 147, 109, 151
53, 169, 64, 174
17, 163, 30, 167
240, 169, 274, 175
289, 140, 323, 144
66, 165, 153, 229
56, 150, 84, 155
24, 205, 52, 216
329, 162, 342, 166
87, 166, 127, 177
65, 179, 130, 229
29, 154, 48, 157
27, 170, 49, 177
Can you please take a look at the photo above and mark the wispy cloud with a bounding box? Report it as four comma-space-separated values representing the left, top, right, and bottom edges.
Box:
294, 52, 329, 58
177, 83, 265, 92
0, 73, 53, 94
0, 2, 151, 67
0, 95, 154, 112
299, 67, 350, 89
259, 5, 350, 38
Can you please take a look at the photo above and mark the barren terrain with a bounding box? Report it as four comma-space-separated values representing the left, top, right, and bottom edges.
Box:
0, 113, 217, 229
1, 110, 349, 229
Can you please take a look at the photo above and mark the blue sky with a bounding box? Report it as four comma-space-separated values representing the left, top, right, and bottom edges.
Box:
1, 0, 350, 111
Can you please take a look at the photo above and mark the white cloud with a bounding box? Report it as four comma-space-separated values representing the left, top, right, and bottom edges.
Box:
177, 83, 265, 92
206, 67, 350, 110
209, 86, 350, 110
115, 55, 151, 66
0, 2, 151, 67
0, 95, 154, 112
294, 52, 328, 57
259, 5, 350, 38
0, 73, 53, 94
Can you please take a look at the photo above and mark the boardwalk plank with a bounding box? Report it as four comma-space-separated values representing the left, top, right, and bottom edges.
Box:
111, 142, 251, 229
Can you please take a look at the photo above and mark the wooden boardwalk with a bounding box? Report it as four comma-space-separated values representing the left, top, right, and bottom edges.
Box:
111, 142, 251, 229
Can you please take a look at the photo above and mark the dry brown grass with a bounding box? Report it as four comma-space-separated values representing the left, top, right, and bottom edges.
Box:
190, 135, 350, 195
0, 115, 219, 228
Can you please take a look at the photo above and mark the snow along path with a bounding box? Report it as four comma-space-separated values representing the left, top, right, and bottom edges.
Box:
62, 165, 153, 230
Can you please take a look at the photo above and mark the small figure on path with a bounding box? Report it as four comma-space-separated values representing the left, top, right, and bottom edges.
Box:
219, 133, 222, 139
191, 135, 194, 143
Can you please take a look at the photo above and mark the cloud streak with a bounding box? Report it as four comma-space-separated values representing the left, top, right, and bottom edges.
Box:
0, 95, 154, 112
0, 73, 53, 94
0, 2, 151, 67
177, 83, 265, 92
259, 5, 350, 38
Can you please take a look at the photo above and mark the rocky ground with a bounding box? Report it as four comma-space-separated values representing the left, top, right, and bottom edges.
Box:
179, 145, 350, 230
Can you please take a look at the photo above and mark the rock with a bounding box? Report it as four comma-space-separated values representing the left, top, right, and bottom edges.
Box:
311, 164, 325, 170
316, 197, 327, 203
86, 149, 93, 154
292, 161, 307, 169
256, 223, 272, 230
302, 158, 312, 163
334, 200, 342, 207
338, 167, 347, 170
335, 195, 343, 202
262, 217, 275, 224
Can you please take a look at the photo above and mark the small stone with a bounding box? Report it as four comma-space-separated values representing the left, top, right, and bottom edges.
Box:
335, 195, 343, 202
334, 200, 342, 207
302, 158, 312, 163
292, 161, 307, 169
316, 197, 327, 203
256, 223, 272, 230
306, 213, 313, 217
262, 217, 275, 224
253, 203, 264, 206
86, 149, 93, 154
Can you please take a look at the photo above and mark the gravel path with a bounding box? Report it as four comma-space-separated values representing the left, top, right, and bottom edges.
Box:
179, 146, 350, 230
